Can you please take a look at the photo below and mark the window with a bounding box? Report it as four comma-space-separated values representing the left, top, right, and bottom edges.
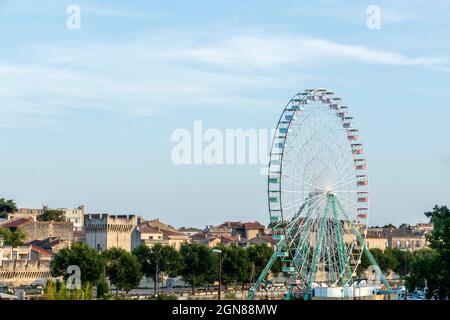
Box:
12, 252, 18, 260
396, 240, 401, 248
406, 240, 410, 248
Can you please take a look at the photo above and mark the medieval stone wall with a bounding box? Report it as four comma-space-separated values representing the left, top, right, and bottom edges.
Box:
19, 221, 74, 242
0, 260, 51, 286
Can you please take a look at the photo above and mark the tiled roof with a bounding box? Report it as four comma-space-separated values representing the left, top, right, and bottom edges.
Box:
389, 228, 424, 238
139, 225, 163, 234
147, 219, 177, 232
218, 221, 242, 228
0, 217, 32, 228
160, 229, 187, 237
366, 231, 387, 239
220, 235, 240, 242
190, 231, 208, 240
248, 235, 276, 245
241, 222, 265, 230
30, 245, 53, 256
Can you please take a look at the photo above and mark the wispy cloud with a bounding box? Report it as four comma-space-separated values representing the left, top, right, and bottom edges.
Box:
0, 32, 448, 127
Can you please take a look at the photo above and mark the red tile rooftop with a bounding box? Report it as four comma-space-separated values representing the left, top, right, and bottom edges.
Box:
0, 217, 32, 228
139, 225, 163, 234
241, 222, 265, 230
30, 245, 53, 256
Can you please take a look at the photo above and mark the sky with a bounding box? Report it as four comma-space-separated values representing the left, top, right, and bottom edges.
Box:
0, 0, 449, 228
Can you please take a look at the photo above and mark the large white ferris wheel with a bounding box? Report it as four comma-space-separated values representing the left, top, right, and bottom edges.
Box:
249, 88, 390, 300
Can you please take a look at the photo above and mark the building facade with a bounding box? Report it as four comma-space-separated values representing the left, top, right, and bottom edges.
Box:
0, 218, 74, 242
85, 214, 137, 252
7, 205, 85, 232
56, 206, 85, 232
387, 228, 428, 251
0, 236, 53, 286
7, 208, 44, 221
132, 219, 191, 250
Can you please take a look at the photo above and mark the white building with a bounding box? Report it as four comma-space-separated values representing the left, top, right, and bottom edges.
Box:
57, 206, 85, 232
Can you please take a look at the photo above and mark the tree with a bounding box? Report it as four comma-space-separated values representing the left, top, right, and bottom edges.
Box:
406, 249, 439, 297
391, 248, 415, 277
0, 228, 26, 246
179, 242, 217, 294
358, 248, 398, 276
96, 276, 110, 299
103, 247, 142, 294
0, 198, 17, 219
50, 242, 104, 286
178, 227, 200, 232
55, 280, 67, 300
406, 205, 450, 300
218, 244, 250, 289
382, 223, 396, 229
247, 243, 281, 283
380, 248, 400, 273
132, 244, 182, 295
425, 205, 450, 252
37, 209, 65, 222
45, 279, 57, 300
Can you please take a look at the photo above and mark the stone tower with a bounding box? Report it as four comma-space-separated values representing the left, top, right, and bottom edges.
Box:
84, 214, 137, 252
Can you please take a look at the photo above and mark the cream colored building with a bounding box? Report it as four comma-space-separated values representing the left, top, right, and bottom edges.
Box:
85, 214, 138, 252
8, 205, 85, 231
0, 236, 31, 264
0, 236, 53, 286
57, 206, 85, 231
388, 228, 428, 252
132, 219, 190, 250
365, 231, 388, 251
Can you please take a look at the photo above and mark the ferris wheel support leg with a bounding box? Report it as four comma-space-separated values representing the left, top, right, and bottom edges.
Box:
285, 286, 294, 300
248, 250, 279, 300
334, 199, 392, 291
362, 246, 392, 290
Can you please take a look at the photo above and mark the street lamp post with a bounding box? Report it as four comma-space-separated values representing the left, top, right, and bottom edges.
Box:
401, 248, 408, 300
155, 262, 159, 296
404, 251, 408, 301
212, 249, 222, 300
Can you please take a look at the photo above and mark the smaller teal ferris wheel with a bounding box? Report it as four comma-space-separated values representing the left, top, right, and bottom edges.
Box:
249, 88, 390, 300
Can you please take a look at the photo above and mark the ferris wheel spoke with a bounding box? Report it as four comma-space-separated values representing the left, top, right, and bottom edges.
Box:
333, 177, 358, 190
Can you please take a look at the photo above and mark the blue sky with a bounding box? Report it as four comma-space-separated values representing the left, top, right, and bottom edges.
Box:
0, 0, 449, 228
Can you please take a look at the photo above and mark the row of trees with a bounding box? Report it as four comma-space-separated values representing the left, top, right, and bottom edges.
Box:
50, 242, 279, 298
358, 205, 450, 300
406, 205, 450, 300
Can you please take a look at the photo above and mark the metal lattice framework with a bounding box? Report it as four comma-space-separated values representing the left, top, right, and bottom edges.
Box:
249, 88, 389, 300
